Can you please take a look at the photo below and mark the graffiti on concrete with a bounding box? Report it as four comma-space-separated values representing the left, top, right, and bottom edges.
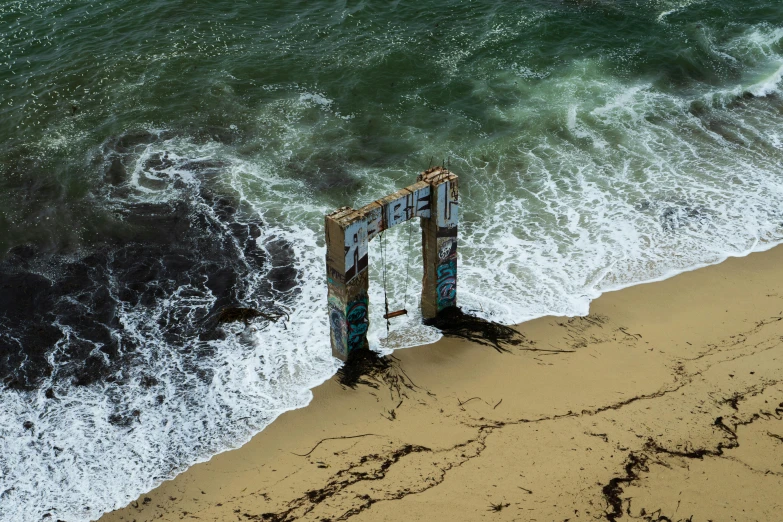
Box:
366, 205, 383, 241
435, 258, 457, 309
344, 220, 368, 283
385, 193, 413, 228
437, 237, 457, 261
432, 178, 458, 311
327, 297, 347, 356
327, 266, 346, 287
413, 185, 431, 217
436, 180, 458, 233
345, 295, 369, 353
365, 184, 432, 242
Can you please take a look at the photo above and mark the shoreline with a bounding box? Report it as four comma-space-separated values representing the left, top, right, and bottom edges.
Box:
100, 245, 783, 521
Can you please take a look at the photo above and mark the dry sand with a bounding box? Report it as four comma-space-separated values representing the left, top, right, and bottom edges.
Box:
101, 246, 783, 522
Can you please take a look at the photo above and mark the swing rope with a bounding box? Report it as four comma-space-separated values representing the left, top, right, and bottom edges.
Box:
404, 218, 412, 311
380, 231, 391, 334
380, 219, 414, 335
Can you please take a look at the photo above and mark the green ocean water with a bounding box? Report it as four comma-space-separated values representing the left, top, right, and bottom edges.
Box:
1, 1, 783, 520
2, 0, 782, 253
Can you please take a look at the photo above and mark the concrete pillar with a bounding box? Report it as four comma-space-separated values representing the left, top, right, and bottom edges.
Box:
419, 168, 459, 319
325, 207, 370, 360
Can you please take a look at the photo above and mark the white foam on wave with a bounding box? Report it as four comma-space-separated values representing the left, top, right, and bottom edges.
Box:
654, 0, 705, 23
0, 131, 343, 522
747, 62, 783, 97
734, 26, 783, 59
446, 51, 783, 327
699, 25, 783, 104
656, 9, 677, 22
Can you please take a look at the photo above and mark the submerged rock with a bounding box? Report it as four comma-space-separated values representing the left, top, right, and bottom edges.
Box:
0, 131, 300, 392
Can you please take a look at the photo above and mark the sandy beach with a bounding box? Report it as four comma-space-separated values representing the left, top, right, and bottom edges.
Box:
100, 246, 783, 522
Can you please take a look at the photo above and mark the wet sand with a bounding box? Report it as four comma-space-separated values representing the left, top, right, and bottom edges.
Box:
100, 246, 783, 522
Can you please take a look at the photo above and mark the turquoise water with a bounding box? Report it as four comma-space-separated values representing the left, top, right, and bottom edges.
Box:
1, 1, 783, 520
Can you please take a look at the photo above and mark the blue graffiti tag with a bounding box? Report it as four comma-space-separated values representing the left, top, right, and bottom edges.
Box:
345, 296, 369, 353
436, 259, 457, 309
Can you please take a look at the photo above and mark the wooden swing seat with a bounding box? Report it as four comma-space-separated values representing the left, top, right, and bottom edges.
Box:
383, 309, 408, 320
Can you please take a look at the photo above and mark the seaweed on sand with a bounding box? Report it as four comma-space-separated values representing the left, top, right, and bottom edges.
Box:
336, 349, 417, 399
336, 349, 392, 388
424, 306, 525, 353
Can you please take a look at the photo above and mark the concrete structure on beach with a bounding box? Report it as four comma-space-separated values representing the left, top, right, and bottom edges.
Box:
324, 167, 459, 361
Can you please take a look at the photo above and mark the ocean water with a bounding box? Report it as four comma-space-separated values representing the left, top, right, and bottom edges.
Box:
1, 1, 782, 520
